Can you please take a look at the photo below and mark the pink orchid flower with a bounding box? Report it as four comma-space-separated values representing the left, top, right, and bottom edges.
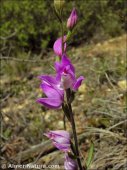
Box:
55, 54, 84, 90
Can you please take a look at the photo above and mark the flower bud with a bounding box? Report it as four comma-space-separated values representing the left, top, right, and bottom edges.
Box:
67, 8, 78, 30
54, 0, 65, 13
53, 36, 66, 57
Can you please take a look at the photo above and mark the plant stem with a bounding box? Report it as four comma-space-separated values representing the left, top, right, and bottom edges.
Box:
63, 114, 66, 130
66, 89, 83, 170
69, 104, 83, 170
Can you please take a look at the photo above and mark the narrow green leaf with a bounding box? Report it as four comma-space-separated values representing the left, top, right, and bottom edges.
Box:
50, 64, 55, 71
86, 142, 94, 169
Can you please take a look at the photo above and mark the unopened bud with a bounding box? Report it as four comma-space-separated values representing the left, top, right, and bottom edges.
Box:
67, 8, 78, 30
54, 0, 65, 13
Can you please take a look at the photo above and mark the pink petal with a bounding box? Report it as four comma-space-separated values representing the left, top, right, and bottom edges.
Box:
38, 75, 58, 85
73, 76, 84, 91
61, 74, 74, 89
50, 130, 70, 139
53, 141, 70, 152
53, 36, 66, 57
40, 83, 61, 99
36, 98, 62, 109
55, 54, 75, 73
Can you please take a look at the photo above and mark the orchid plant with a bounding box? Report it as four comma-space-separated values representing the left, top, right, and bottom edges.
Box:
37, 1, 87, 169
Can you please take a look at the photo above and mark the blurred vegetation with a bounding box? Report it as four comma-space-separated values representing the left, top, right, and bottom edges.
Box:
0, 0, 126, 54
0, 1, 126, 167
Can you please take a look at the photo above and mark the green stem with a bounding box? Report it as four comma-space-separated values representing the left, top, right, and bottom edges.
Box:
66, 89, 83, 170
70, 141, 76, 155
